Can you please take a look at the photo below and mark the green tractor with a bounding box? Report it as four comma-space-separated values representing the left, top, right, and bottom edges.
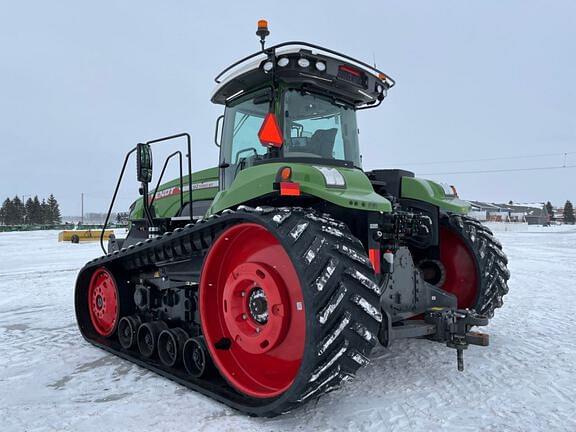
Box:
75, 21, 509, 416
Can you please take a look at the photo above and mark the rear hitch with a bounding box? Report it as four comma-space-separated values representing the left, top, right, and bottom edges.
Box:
378, 307, 490, 371
425, 308, 489, 371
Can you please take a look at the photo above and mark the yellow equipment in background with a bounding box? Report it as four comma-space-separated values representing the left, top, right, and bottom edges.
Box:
58, 230, 114, 243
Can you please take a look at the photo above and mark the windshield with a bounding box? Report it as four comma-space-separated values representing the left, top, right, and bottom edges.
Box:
283, 89, 361, 166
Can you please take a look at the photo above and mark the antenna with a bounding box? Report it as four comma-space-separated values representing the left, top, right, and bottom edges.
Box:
256, 19, 270, 51
372, 51, 377, 68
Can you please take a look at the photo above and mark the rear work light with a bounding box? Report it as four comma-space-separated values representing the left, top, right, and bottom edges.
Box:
297, 58, 310, 68
262, 61, 274, 72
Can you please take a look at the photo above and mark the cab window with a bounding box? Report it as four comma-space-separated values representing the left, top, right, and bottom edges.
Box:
220, 91, 269, 188
282, 89, 360, 166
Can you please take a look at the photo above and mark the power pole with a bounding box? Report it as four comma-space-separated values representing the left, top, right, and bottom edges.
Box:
81, 193, 84, 225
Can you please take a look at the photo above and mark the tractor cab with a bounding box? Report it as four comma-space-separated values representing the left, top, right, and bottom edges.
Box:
212, 22, 395, 189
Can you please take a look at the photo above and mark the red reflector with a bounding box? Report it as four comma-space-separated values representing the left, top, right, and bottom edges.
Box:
280, 182, 300, 196
339, 65, 361, 77
258, 113, 283, 148
369, 248, 381, 274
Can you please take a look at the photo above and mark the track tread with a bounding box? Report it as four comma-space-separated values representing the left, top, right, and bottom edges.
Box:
75, 206, 381, 417
240, 207, 381, 415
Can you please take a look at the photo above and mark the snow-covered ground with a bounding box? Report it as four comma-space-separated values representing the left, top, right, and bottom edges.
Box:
484, 222, 576, 233
1, 227, 575, 432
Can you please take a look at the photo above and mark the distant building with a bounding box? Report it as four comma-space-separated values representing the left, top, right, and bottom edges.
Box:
468, 201, 510, 222
467, 201, 550, 225
497, 203, 549, 225
553, 207, 564, 223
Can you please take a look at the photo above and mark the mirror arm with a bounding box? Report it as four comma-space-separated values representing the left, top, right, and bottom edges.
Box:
140, 181, 155, 228
214, 115, 224, 147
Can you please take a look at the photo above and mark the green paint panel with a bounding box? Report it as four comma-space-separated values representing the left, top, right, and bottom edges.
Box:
209, 163, 392, 214
130, 167, 219, 219
401, 177, 470, 214
129, 163, 468, 221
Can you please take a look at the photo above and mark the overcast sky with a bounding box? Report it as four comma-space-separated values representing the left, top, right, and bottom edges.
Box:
1, 1, 575, 216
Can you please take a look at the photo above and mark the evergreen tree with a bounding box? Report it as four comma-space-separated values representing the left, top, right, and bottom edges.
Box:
32, 196, 42, 224
115, 211, 129, 225
564, 200, 575, 224
2, 198, 16, 225
40, 199, 50, 224
25, 197, 34, 224
24, 196, 42, 224
47, 194, 61, 224
545, 201, 554, 221
12, 196, 25, 225
0, 198, 10, 225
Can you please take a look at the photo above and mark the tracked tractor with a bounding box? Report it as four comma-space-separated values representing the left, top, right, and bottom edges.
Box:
75, 21, 510, 416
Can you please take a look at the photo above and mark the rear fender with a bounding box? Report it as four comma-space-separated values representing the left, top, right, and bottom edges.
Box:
401, 177, 470, 215
209, 163, 392, 214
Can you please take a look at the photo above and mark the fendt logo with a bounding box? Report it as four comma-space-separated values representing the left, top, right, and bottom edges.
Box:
147, 180, 219, 203
148, 186, 180, 203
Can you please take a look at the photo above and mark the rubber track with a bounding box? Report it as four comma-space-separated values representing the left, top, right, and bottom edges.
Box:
442, 213, 510, 318
74, 206, 381, 416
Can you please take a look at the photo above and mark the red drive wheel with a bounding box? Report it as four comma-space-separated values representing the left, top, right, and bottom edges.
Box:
439, 226, 479, 309
200, 223, 306, 398
88, 267, 119, 337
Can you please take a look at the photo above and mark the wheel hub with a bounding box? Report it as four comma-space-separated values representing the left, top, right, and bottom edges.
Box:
222, 262, 289, 355
248, 288, 268, 324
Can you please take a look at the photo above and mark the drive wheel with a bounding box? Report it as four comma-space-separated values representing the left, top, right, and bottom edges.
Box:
199, 208, 382, 415
436, 214, 510, 317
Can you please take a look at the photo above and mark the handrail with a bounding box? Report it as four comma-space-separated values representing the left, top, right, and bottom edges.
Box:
100, 147, 137, 254
145, 133, 193, 221
214, 41, 396, 87
99, 133, 193, 255
149, 151, 184, 210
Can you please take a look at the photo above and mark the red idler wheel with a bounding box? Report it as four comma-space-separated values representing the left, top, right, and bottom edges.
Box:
200, 223, 305, 398
439, 226, 479, 309
87, 267, 119, 337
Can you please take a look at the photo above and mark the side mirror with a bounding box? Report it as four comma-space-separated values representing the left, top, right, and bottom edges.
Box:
137, 143, 153, 183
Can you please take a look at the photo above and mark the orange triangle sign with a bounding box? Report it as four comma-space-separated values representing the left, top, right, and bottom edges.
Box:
258, 113, 283, 148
